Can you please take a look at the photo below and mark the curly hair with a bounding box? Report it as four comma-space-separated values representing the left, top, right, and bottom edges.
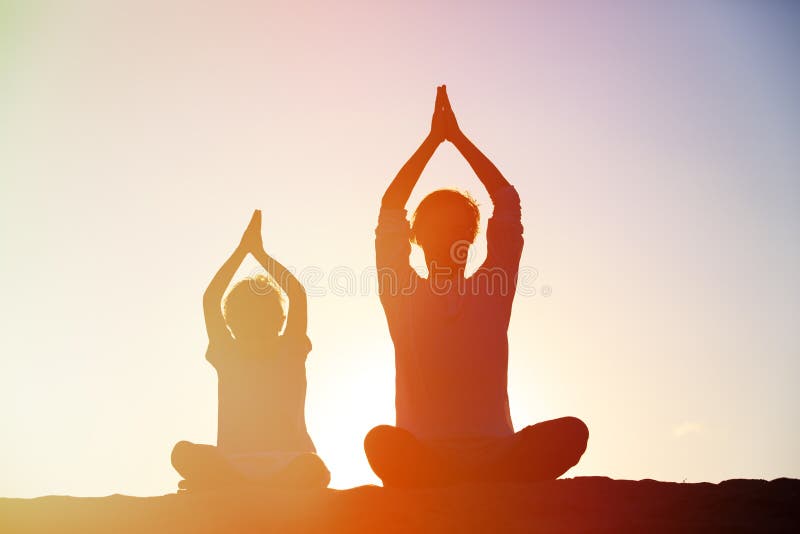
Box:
410, 189, 480, 248
223, 275, 286, 338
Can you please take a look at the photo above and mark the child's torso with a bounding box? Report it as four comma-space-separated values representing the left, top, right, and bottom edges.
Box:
214, 336, 315, 454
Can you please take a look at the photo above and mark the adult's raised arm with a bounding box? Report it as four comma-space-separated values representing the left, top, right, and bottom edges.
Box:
442, 86, 523, 278
441, 86, 512, 199
381, 86, 447, 209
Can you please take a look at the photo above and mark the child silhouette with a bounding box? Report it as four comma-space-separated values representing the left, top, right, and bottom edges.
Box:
171, 210, 329, 490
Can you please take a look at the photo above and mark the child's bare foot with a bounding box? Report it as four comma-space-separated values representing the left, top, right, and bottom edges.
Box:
176, 470, 250, 493
266, 453, 331, 489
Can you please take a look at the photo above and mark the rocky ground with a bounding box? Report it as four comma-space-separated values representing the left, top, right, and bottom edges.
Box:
2, 476, 798, 533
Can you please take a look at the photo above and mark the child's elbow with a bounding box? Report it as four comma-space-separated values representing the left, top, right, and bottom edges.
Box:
202, 290, 219, 309
289, 284, 308, 302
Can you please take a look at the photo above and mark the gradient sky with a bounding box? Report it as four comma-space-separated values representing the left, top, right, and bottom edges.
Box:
1, 1, 799, 497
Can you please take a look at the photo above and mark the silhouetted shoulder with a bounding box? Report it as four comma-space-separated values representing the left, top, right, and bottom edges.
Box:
375, 206, 419, 304
488, 185, 522, 224
375, 207, 412, 249
482, 186, 524, 272
279, 333, 312, 359
205, 336, 238, 368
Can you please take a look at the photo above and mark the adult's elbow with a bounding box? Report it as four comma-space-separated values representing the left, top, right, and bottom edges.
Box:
491, 184, 519, 203
381, 192, 403, 210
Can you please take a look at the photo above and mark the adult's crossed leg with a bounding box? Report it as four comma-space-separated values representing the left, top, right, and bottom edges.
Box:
488, 417, 589, 482
364, 425, 460, 488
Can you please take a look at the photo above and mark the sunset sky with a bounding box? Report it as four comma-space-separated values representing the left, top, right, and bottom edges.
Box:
1, 1, 799, 497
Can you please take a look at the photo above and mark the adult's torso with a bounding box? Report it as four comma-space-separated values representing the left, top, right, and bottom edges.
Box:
386, 271, 515, 440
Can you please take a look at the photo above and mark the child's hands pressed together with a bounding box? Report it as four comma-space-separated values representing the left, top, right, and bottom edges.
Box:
239, 209, 264, 254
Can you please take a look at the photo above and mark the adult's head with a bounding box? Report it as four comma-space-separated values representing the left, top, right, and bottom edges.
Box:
411, 188, 479, 274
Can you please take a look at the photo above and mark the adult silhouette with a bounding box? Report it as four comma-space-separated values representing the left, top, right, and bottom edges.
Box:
366, 86, 588, 487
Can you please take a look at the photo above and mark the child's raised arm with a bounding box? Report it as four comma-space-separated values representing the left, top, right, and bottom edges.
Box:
249, 214, 308, 340
202, 211, 260, 346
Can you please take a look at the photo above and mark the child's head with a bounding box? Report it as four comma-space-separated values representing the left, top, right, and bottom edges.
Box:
411, 189, 479, 270
223, 275, 286, 341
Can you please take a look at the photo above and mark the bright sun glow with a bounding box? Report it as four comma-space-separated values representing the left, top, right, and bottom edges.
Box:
1, 1, 799, 497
